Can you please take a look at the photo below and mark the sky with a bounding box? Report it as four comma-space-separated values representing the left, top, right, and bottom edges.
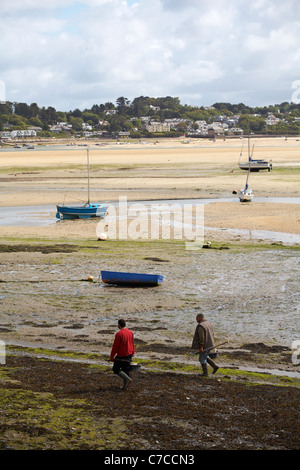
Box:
1, 0, 300, 111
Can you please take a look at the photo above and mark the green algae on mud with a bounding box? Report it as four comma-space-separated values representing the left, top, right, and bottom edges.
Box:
5, 345, 300, 388
0, 358, 131, 450
0, 388, 128, 450
1, 351, 300, 450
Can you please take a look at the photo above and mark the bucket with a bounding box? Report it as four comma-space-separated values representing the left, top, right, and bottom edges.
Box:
129, 363, 141, 372
208, 349, 219, 359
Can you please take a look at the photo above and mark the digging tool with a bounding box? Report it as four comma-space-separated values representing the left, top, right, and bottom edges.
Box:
191, 340, 229, 356
202, 340, 229, 353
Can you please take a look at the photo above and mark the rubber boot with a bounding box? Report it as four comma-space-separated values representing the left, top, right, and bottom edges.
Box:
207, 357, 219, 374
200, 363, 208, 377
117, 371, 132, 390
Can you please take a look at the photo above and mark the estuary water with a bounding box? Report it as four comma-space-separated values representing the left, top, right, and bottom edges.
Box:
1, 197, 300, 245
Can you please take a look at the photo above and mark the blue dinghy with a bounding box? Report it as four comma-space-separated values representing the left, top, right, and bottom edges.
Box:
101, 270, 164, 287
56, 202, 107, 219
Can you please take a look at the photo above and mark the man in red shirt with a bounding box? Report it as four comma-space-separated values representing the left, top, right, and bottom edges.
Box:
110, 318, 135, 390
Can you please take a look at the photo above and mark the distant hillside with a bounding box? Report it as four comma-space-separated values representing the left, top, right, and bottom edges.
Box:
1, 97, 300, 138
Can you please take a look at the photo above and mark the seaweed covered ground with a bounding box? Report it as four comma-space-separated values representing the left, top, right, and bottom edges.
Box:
1, 350, 300, 451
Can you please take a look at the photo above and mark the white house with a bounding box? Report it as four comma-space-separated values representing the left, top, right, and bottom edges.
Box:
146, 121, 171, 132
265, 114, 280, 126
11, 130, 37, 138
228, 127, 243, 135
104, 110, 117, 115
149, 105, 160, 112
0, 131, 11, 139
50, 122, 72, 133
82, 123, 93, 131
195, 120, 207, 128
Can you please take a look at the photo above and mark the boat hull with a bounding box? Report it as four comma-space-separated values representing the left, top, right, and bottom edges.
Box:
239, 160, 272, 172
238, 189, 253, 202
56, 203, 108, 219
101, 270, 164, 287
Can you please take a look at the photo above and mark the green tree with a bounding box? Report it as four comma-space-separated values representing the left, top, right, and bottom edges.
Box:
175, 122, 188, 134
29, 117, 43, 127
238, 114, 266, 133
0, 114, 10, 125
29, 103, 40, 117
9, 114, 28, 129
40, 106, 58, 124
56, 111, 67, 121
82, 112, 99, 125
104, 102, 115, 110
69, 116, 83, 132
14, 102, 31, 119
116, 97, 131, 115
131, 96, 151, 117
0, 102, 13, 115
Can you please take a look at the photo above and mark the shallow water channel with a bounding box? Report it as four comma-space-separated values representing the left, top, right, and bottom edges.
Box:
1, 197, 300, 245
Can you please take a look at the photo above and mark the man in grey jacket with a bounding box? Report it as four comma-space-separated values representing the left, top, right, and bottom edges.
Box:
192, 313, 219, 376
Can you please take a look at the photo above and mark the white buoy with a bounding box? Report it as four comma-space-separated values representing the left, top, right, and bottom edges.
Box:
98, 233, 107, 241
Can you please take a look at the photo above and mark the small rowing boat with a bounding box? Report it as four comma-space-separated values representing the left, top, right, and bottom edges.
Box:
101, 270, 164, 287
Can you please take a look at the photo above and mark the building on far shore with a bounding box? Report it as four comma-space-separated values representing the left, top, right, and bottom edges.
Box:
0, 129, 38, 139
145, 121, 171, 132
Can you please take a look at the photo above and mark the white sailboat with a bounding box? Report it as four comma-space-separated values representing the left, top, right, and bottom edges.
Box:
238, 181, 253, 202
238, 137, 272, 172
238, 139, 253, 202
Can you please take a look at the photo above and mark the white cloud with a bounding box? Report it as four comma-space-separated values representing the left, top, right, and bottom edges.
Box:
1, 0, 299, 109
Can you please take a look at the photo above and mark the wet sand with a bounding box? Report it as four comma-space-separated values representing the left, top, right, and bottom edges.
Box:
0, 136, 299, 240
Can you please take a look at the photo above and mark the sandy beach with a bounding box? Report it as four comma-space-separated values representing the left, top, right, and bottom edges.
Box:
0, 136, 299, 239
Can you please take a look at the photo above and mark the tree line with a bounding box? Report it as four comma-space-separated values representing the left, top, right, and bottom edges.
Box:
1, 96, 300, 136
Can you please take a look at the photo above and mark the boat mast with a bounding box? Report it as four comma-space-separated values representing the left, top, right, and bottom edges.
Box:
248, 135, 250, 161
245, 159, 250, 190
87, 148, 90, 204
238, 141, 244, 164
244, 135, 251, 190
